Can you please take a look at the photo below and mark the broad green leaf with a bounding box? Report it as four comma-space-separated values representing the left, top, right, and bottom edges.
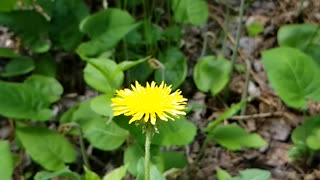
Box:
208, 124, 267, 151
34, 167, 81, 180
1, 56, 34, 77
231, 169, 271, 180
50, 0, 89, 51
171, 0, 208, 25
83, 57, 124, 93
193, 55, 232, 95
278, 24, 320, 63
84, 166, 100, 180
0, 141, 14, 180
24, 75, 63, 103
124, 144, 145, 175
0, 48, 18, 58
262, 47, 320, 109
291, 115, 320, 154
216, 167, 232, 180
0, 10, 50, 53
90, 94, 113, 117
246, 22, 264, 37
136, 158, 166, 180
103, 165, 127, 180
206, 101, 246, 132
78, 8, 139, 57
161, 151, 187, 171
155, 47, 187, 89
0, 81, 52, 120
61, 100, 128, 151
16, 126, 76, 171
0, 0, 18, 12
116, 116, 196, 146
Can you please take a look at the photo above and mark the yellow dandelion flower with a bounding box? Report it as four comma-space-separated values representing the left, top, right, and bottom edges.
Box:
111, 81, 188, 125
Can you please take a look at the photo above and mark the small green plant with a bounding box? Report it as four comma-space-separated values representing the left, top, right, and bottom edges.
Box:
262, 23, 320, 163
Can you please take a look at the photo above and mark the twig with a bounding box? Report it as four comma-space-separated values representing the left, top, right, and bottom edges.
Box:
228, 111, 283, 120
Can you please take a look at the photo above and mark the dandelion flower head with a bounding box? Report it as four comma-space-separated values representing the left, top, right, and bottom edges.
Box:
111, 81, 188, 125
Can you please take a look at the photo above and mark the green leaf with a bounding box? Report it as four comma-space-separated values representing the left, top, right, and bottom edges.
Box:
291, 115, 320, 153
0, 81, 52, 120
90, 94, 113, 117
61, 100, 129, 151
116, 56, 150, 72
306, 129, 320, 150
84, 166, 100, 180
78, 8, 139, 57
278, 24, 320, 63
83, 57, 124, 93
16, 126, 76, 171
246, 22, 264, 37
34, 167, 81, 180
262, 47, 320, 109
0, 10, 50, 53
0, 141, 14, 180
171, 0, 208, 25
50, 0, 89, 51
0, 48, 18, 58
216, 167, 232, 180
161, 151, 187, 171
155, 47, 187, 89
231, 169, 271, 180
1, 56, 34, 77
103, 165, 127, 180
193, 55, 232, 95
24, 75, 63, 103
208, 124, 267, 151
206, 101, 246, 132
0, 0, 18, 12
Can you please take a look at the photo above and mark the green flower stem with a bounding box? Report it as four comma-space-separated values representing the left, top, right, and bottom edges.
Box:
145, 125, 152, 180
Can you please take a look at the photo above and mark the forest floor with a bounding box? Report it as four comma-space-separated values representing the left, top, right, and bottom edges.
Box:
180, 0, 320, 179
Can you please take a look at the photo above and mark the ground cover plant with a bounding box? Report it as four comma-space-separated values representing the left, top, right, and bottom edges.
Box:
0, 0, 320, 179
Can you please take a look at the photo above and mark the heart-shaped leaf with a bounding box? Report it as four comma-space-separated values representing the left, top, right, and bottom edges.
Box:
278, 24, 320, 63
262, 47, 320, 109
193, 55, 231, 95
